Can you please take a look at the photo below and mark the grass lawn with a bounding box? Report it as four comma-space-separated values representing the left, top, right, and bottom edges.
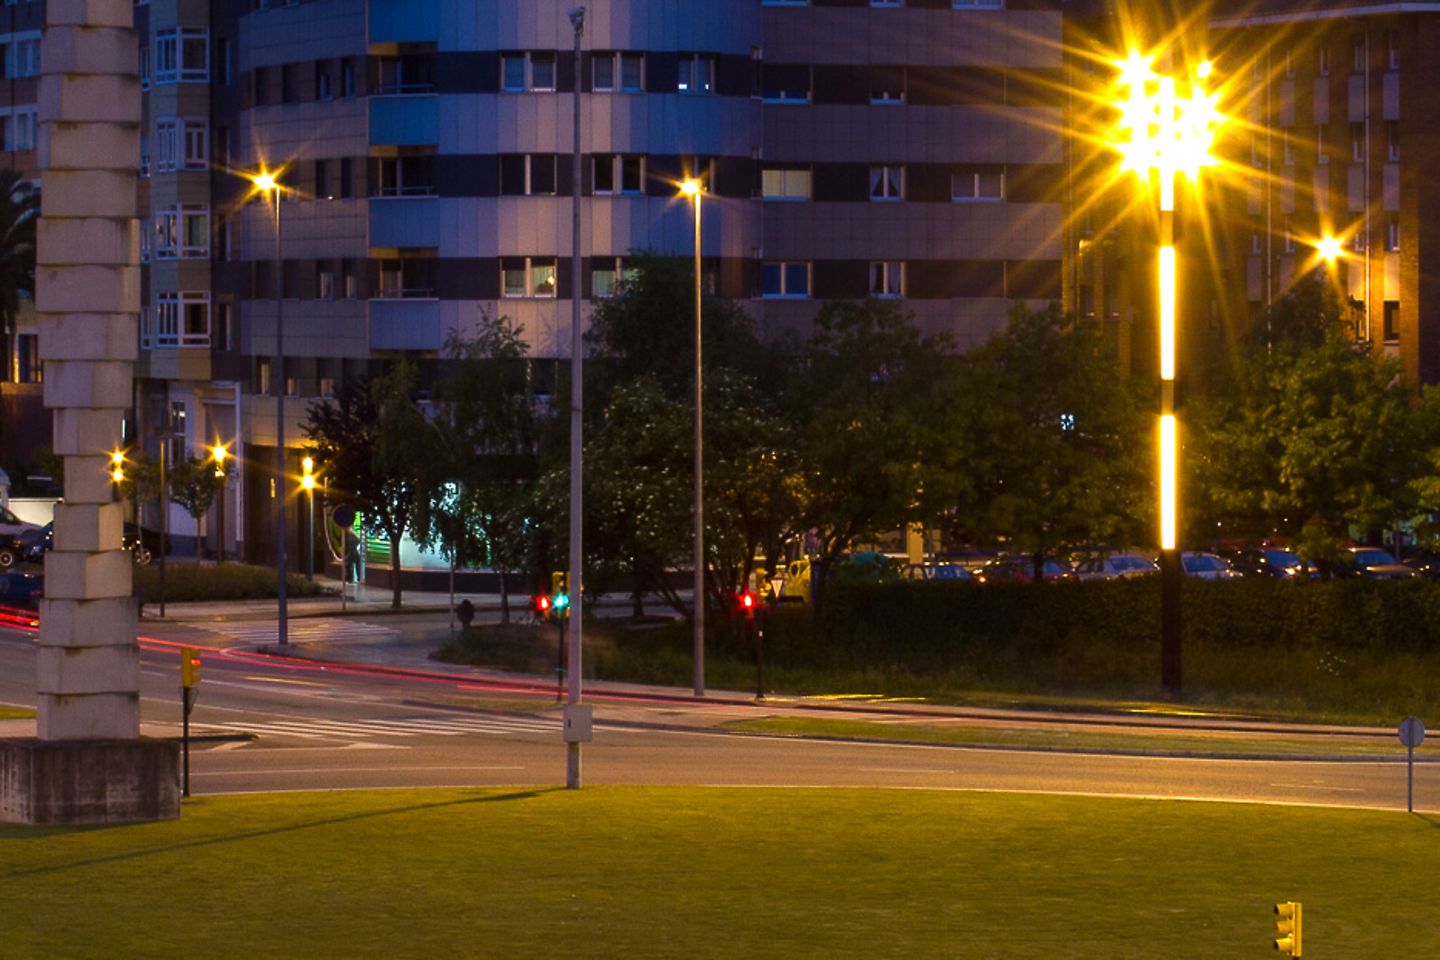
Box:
1, 786, 1435, 959
725, 716, 1421, 759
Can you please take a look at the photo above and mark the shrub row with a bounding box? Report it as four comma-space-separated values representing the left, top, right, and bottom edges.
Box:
134, 563, 332, 603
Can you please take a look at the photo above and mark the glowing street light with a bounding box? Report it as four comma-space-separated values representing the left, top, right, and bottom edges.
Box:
211, 441, 229, 564
1317, 235, 1343, 262
1113, 50, 1222, 695
110, 450, 126, 485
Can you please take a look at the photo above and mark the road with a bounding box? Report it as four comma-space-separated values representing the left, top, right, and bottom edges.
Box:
0, 619, 1434, 812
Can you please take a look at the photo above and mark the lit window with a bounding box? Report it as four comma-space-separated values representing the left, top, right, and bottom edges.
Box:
761, 167, 810, 200
502, 257, 558, 298
761, 262, 810, 298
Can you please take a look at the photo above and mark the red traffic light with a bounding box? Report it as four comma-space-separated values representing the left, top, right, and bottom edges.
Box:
534, 595, 551, 612
741, 592, 755, 609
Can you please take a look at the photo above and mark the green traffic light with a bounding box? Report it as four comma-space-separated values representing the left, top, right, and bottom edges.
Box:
553, 593, 570, 610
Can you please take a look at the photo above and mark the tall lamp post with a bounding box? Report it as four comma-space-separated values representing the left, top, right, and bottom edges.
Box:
252, 170, 289, 646
301, 455, 316, 579
565, 5, 586, 790
1113, 51, 1220, 695
680, 177, 705, 696
211, 441, 228, 564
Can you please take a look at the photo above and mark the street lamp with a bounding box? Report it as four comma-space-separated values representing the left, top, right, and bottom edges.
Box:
249, 168, 289, 646
211, 441, 228, 564
565, 5, 587, 790
680, 176, 705, 696
301, 455, 316, 580
1112, 50, 1221, 694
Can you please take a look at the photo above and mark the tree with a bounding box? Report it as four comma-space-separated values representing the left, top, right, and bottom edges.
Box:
787, 299, 951, 569
944, 304, 1150, 580
168, 454, 221, 562
303, 360, 428, 608
1194, 334, 1424, 570
413, 314, 540, 622
0, 171, 38, 463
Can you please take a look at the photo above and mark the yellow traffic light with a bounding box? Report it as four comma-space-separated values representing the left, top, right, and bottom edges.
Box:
110, 450, 126, 484
180, 647, 203, 688
1273, 901, 1302, 957
301, 455, 316, 491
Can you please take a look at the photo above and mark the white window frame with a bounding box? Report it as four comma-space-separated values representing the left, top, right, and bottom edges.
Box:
761, 261, 810, 299
154, 203, 209, 259
2, 107, 34, 151
154, 27, 209, 84
761, 167, 811, 201
870, 261, 903, 298
1, 33, 40, 79
155, 292, 210, 348
870, 165, 903, 201
951, 169, 1004, 202
502, 257, 558, 299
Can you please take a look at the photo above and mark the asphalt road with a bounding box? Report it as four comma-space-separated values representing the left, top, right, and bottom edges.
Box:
0, 622, 1434, 812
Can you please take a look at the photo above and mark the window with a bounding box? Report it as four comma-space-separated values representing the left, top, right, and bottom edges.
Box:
2, 36, 39, 78
377, 155, 435, 197
342, 261, 357, 300
215, 38, 231, 85
155, 118, 208, 172
154, 28, 208, 84
591, 258, 636, 298
869, 67, 904, 104
872, 0, 902, 6
1315, 125, 1326, 164
870, 261, 903, 298
1352, 35, 1366, 74
377, 54, 434, 94
315, 159, 329, 199
154, 204, 209, 258
316, 60, 333, 100
592, 154, 643, 195
139, 218, 152, 261
1351, 230, 1366, 253
317, 265, 334, 300
1387, 121, 1399, 162
761, 262, 809, 298
501, 154, 557, 196
339, 157, 353, 198
140, 45, 151, 90
1316, 45, 1329, 76
502, 257, 558, 298
214, 303, 231, 352
2, 108, 34, 151
502, 54, 526, 91
620, 53, 643, 91
761, 65, 810, 102
140, 134, 151, 178
1386, 30, 1399, 70
531, 53, 556, 91
1249, 233, 1262, 255
953, 0, 1002, 7
1351, 123, 1363, 162
341, 58, 356, 97
1282, 229, 1295, 253
213, 125, 230, 167
1282, 129, 1294, 165
762, 0, 808, 6
761, 167, 810, 200
593, 53, 616, 91
252, 66, 268, 106
1386, 218, 1400, 251
155, 292, 210, 347
952, 168, 1004, 201
870, 165, 903, 201
376, 258, 436, 299
1284, 48, 1294, 78
678, 55, 714, 95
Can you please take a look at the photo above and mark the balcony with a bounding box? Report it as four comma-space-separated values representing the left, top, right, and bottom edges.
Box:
369, 0, 439, 45
370, 196, 439, 249
370, 299, 441, 351
370, 95, 439, 148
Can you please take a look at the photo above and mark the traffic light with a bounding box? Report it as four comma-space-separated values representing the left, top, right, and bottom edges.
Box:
740, 591, 757, 620
534, 594, 552, 620
180, 647, 202, 688
110, 450, 126, 484
301, 455, 316, 491
1273, 901, 1302, 956
551, 570, 569, 615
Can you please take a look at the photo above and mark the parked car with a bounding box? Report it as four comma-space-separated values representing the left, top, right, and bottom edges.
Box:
1221, 547, 1312, 579
0, 503, 40, 540
901, 563, 974, 582
1179, 552, 1241, 580
0, 534, 19, 569
976, 556, 1075, 584
0, 570, 43, 611
1073, 553, 1159, 581
1399, 547, 1440, 578
1343, 546, 1415, 579
18, 521, 153, 566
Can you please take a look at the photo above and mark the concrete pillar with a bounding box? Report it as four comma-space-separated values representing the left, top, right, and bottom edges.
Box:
0, 0, 178, 824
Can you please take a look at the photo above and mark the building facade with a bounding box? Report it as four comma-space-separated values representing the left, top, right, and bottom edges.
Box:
7, 0, 1067, 562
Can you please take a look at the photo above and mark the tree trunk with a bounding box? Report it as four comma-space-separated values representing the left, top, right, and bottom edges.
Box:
389, 536, 403, 609
499, 569, 511, 624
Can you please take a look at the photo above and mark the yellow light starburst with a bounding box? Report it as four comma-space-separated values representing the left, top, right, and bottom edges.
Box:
1112, 51, 1222, 195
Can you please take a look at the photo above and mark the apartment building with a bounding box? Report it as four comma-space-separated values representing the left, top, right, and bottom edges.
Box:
4, 0, 1067, 563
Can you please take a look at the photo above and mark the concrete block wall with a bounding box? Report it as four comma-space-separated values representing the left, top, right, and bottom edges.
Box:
35, 0, 143, 742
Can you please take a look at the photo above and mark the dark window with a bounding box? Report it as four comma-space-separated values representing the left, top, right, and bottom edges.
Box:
316, 60, 333, 100
500, 155, 527, 195
315, 159, 329, 199
1384, 301, 1400, 341
252, 66, 267, 106
339, 157, 353, 198
281, 63, 297, 103
341, 58, 356, 97
529, 155, 556, 195
762, 64, 810, 102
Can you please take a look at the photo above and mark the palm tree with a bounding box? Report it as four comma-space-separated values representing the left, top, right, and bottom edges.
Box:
0, 169, 38, 383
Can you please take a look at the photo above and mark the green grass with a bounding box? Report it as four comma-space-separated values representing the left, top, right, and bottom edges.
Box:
725, 716, 1419, 758
0, 787, 1434, 958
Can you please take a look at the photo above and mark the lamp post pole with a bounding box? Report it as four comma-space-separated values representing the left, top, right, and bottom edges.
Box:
682, 179, 705, 696
268, 178, 288, 647
565, 5, 586, 790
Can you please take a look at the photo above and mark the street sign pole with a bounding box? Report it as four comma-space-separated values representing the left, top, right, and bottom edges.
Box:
1399, 716, 1425, 813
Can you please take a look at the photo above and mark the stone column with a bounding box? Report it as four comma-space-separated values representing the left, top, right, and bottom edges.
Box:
0, 0, 178, 825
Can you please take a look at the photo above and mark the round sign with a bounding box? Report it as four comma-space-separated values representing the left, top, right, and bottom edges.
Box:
1399, 716, 1425, 749
331, 505, 356, 528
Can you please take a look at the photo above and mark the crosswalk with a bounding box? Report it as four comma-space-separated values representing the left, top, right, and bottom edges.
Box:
203, 619, 399, 645
209, 711, 559, 743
